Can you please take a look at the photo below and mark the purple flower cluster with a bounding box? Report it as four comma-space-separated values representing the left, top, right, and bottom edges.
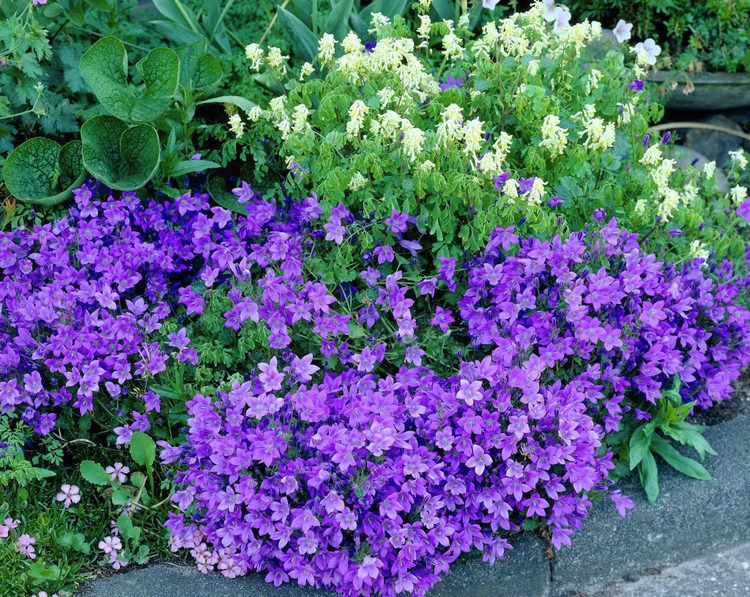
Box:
162, 197, 750, 594
0, 183, 287, 434
462, 219, 750, 415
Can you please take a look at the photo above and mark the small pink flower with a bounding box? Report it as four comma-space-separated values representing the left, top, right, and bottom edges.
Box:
105, 462, 130, 483
0, 518, 16, 539
98, 535, 123, 555
32, 0, 48, 5
16, 533, 36, 559
55, 484, 81, 508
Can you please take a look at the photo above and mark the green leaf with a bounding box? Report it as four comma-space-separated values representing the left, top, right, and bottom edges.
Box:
324, 0, 354, 40
79, 460, 111, 486
628, 424, 653, 470
667, 421, 718, 460
278, 7, 318, 62
111, 488, 132, 506
151, 0, 201, 32
27, 561, 60, 585
130, 471, 147, 489
80, 36, 179, 122
207, 175, 250, 215
81, 116, 161, 191
3, 138, 84, 206
651, 435, 712, 481
637, 450, 659, 504
116, 514, 141, 543
129, 431, 156, 468
169, 159, 220, 178
197, 95, 257, 114
179, 44, 223, 92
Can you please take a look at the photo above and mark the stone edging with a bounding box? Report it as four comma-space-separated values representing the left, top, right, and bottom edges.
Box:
79, 413, 750, 597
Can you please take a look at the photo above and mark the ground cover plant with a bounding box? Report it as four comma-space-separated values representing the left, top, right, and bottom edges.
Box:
239, 2, 748, 266
1, 1, 750, 596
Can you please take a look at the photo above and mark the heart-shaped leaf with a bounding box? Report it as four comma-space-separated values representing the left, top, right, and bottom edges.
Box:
3, 138, 85, 206
81, 115, 161, 191
80, 36, 179, 122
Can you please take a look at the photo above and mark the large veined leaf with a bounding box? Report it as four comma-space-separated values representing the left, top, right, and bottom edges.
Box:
179, 44, 223, 92
81, 116, 161, 190
80, 36, 179, 122
3, 138, 85, 206
278, 7, 318, 62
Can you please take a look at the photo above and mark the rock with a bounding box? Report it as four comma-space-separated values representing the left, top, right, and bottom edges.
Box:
553, 414, 750, 595
588, 542, 750, 596
673, 146, 729, 192
428, 535, 550, 597
682, 115, 745, 166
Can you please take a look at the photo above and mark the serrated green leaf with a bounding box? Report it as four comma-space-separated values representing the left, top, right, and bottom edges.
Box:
278, 7, 318, 62
129, 431, 156, 468
81, 116, 160, 190
111, 488, 132, 506
80, 460, 111, 486
80, 37, 179, 122
3, 138, 84, 206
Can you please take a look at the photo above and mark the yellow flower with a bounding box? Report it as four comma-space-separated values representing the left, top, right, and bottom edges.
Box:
317, 34, 336, 66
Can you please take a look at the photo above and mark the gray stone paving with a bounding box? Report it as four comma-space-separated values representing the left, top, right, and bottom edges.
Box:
587, 542, 750, 597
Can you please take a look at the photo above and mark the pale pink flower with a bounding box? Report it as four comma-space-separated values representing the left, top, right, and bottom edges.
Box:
98, 535, 123, 555
16, 533, 36, 559
105, 462, 130, 483
55, 484, 81, 508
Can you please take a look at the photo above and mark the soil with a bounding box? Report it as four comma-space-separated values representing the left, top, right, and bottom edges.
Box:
692, 372, 750, 426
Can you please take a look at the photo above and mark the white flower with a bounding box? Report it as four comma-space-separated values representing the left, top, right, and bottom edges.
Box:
349, 172, 367, 191
703, 161, 717, 178
730, 185, 748, 205
228, 114, 245, 138
612, 19, 633, 43
443, 23, 464, 61
342, 32, 363, 54
542, 0, 558, 22
552, 6, 572, 35
244, 43, 263, 70
689, 240, 709, 262
437, 103, 464, 145
317, 33, 336, 66
402, 126, 425, 161
634, 38, 661, 66
462, 118, 485, 156
291, 104, 311, 132
266, 47, 289, 70
729, 149, 748, 171
299, 62, 315, 81
483, 0, 501, 9
346, 100, 369, 138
